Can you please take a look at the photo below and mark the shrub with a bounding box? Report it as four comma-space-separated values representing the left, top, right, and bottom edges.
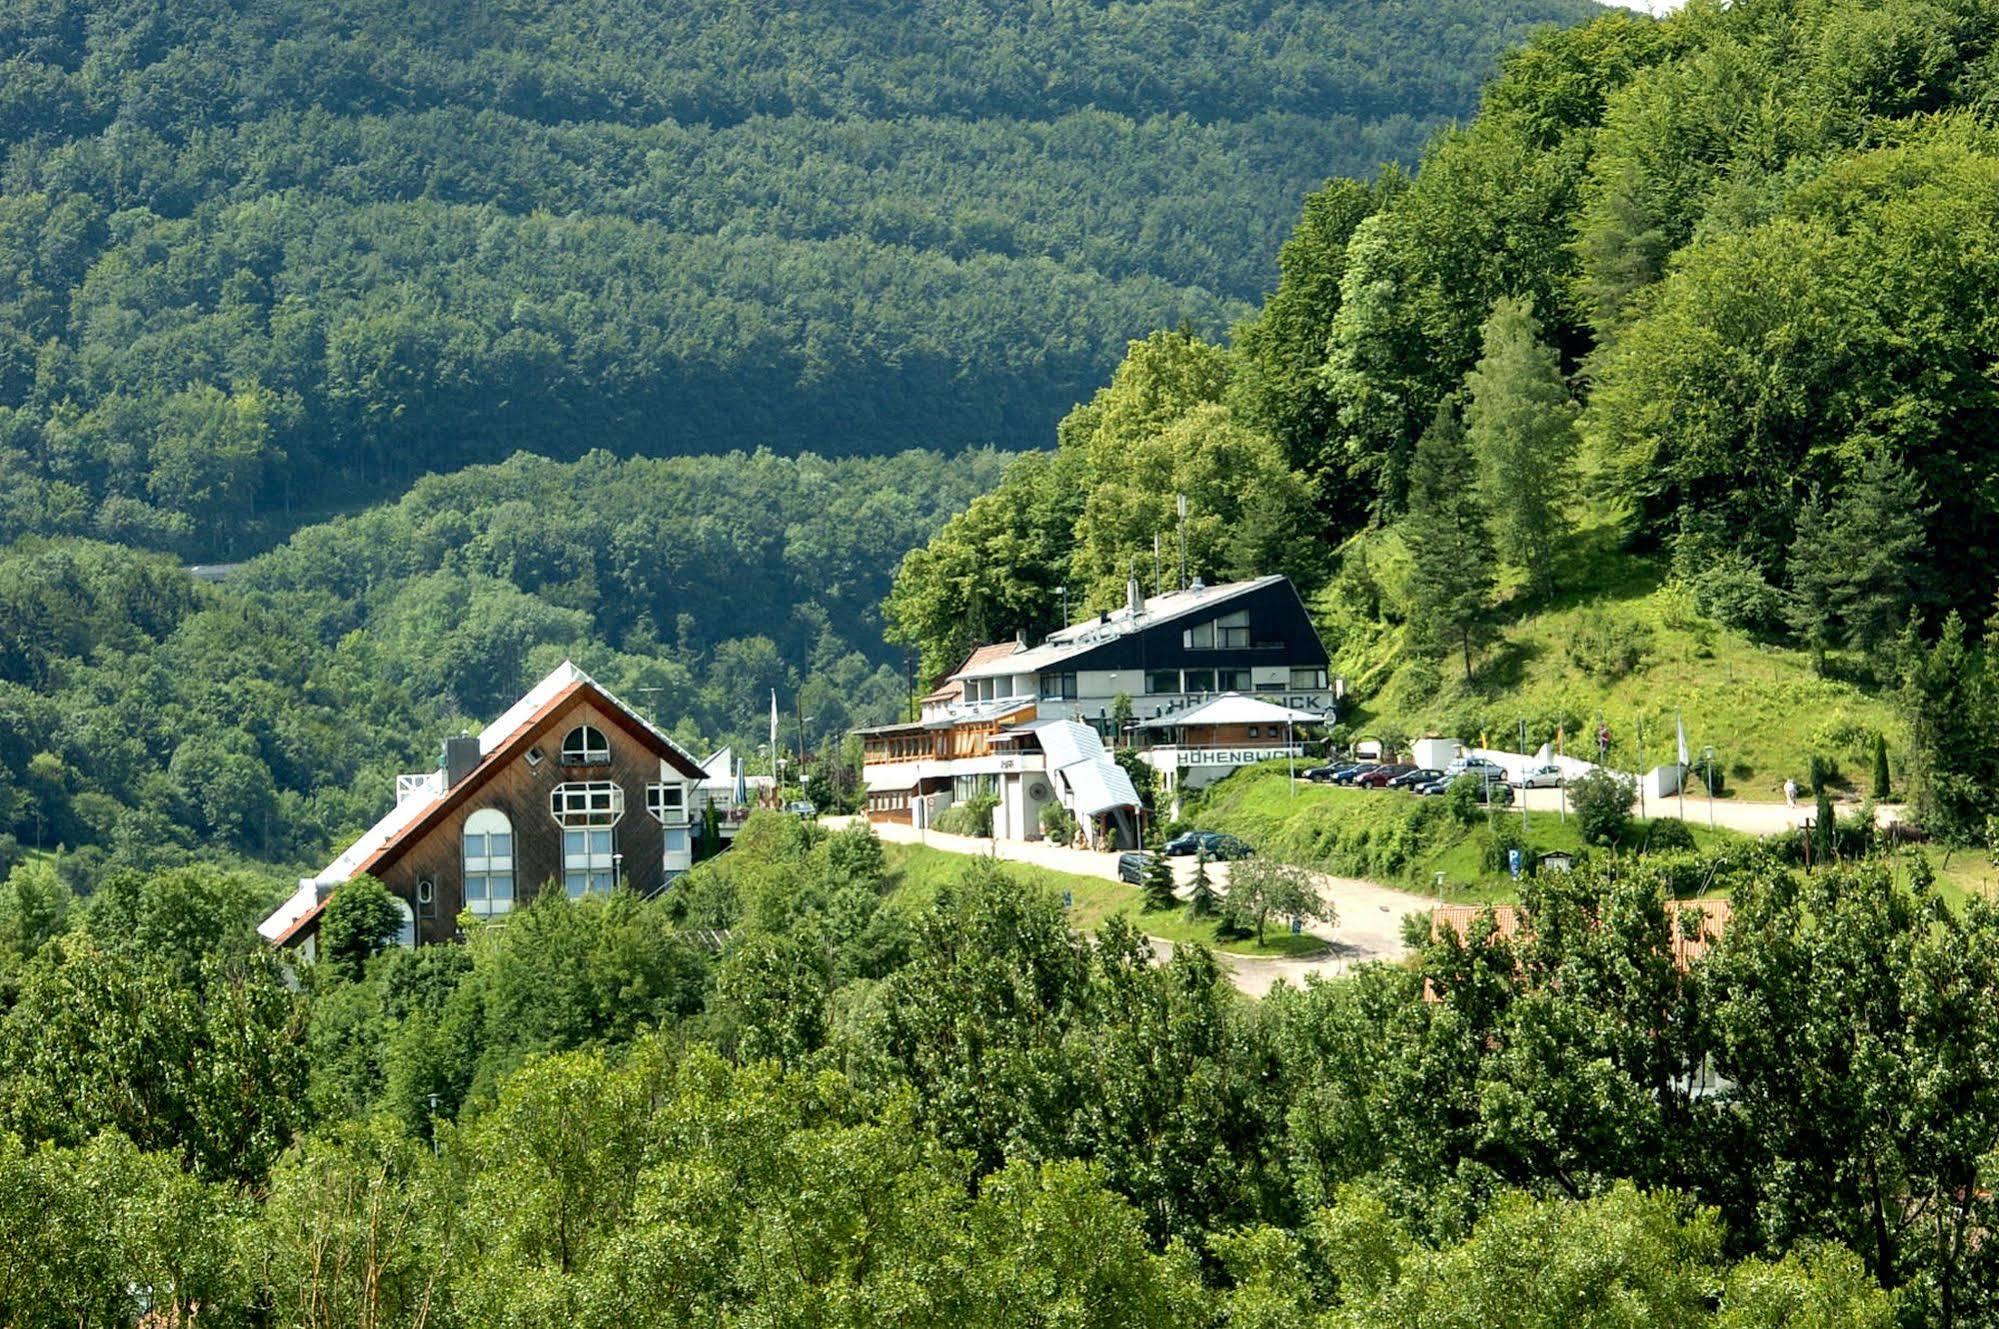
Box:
1687, 550, 1785, 634
934, 793, 998, 838
1871, 733, 1890, 800
1571, 769, 1634, 847
1039, 802, 1078, 845
1477, 823, 1529, 876
1565, 609, 1653, 681
1447, 775, 1485, 826
1642, 817, 1695, 854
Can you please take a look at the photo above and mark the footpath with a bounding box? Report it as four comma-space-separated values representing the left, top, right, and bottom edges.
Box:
837, 817, 1434, 998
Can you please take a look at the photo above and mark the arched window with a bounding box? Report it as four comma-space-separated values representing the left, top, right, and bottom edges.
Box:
392, 897, 416, 948
561, 725, 611, 765
462, 808, 515, 918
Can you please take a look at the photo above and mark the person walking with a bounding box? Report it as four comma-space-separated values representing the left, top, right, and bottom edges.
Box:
1783, 777, 1798, 808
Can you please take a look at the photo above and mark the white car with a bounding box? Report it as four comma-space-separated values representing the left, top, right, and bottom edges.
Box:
1509, 764, 1566, 789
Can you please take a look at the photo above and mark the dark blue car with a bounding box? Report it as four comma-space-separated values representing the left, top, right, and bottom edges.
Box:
1163, 831, 1254, 860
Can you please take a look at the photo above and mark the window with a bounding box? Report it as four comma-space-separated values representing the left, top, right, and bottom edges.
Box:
1040, 671, 1077, 700
1184, 669, 1215, 693
1289, 667, 1329, 691
664, 827, 689, 856
1186, 610, 1251, 650
551, 781, 623, 825
392, 898, 416, 948
561, 725, 611, 765
1248, 726, 1261, 739
462, 808, 515, 918
1146, 670, 1180, 694
1218, 668, 1251, 692
647, 782, 687, 822
563, 827, 616, 897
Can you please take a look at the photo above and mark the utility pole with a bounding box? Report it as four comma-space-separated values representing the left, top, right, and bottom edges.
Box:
795, 693, 807, 776
1704, 745, 1716, 829
1176, 493, 1188, 591
1519, 716, 1529, 835
1057, 584, 1068, 629
1637, 716, 1647, 821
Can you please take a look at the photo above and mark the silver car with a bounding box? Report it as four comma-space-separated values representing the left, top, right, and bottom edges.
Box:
1508, 764, 1566, 789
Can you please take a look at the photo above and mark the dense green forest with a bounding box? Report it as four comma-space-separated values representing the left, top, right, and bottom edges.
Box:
0, 448, 1002, 881
888, 0, 1999, 834
0, 817, 1970, 1324
0, 0, 1601, 558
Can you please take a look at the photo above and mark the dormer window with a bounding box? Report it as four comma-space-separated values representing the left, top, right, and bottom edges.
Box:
561, 725, 611, 765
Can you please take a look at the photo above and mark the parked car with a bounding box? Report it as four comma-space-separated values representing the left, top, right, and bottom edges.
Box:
1412, 776, 1454, 796
1445, 756, 1505, 779
1164, 831, 1255, 860
1331, 763, 1382, 786
785, 799, 818, 818
1509, 764, 1566, 789
1354, 763, 1415, 788
1301, 764, 1343, 782
1386, 767, 1444, 790
1117, 851, 1153, 884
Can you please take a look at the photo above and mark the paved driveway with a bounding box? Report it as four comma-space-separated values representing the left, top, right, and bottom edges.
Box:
839, 817, 1432, 997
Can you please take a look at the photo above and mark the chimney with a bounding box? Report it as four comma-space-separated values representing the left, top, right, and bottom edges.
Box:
1189, 576, 1205, 591
1127, 572, 1142, 621
442, 736, 481, 789
1098, 610, 1109, 625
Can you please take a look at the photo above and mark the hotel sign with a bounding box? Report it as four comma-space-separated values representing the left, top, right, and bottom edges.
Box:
1179, 747, 1302, 767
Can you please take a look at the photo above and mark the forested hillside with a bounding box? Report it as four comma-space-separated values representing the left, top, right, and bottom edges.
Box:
0, 0, 1599, 558
0, 448, 1001, 881
889, 0, 1999, 832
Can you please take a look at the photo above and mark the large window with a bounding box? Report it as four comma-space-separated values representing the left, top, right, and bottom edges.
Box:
392, 897, 416, 947
1183, 668, 1215, 693
1039, 671, 1077, 700
551, 782, 622, 897
1146, 670, 1180, 695
462, 807, 515, 918
1289, 667, 1329, 690
1218, 668, 1252, 692
563, 827, 616, 897
561, 725, 611, 765
461, 803, 515, 919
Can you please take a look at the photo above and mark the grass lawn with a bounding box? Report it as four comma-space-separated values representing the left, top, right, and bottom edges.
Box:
1318, 521, 1902, 801
882, 842, 1329, 958
1190, 765, 1748, 906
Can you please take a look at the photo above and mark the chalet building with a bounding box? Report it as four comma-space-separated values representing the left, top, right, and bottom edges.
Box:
260, 662, 751, 955
857, 575, 1333, 846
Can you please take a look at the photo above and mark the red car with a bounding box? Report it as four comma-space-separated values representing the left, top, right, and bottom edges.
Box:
1354, 763, 1415, 788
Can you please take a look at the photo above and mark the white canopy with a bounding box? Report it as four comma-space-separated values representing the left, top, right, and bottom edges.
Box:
1139, 692, 1327, 729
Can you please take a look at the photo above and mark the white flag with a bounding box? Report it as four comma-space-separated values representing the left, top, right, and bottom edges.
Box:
1676, 715, 1689, 767
771, 689, 779, 776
